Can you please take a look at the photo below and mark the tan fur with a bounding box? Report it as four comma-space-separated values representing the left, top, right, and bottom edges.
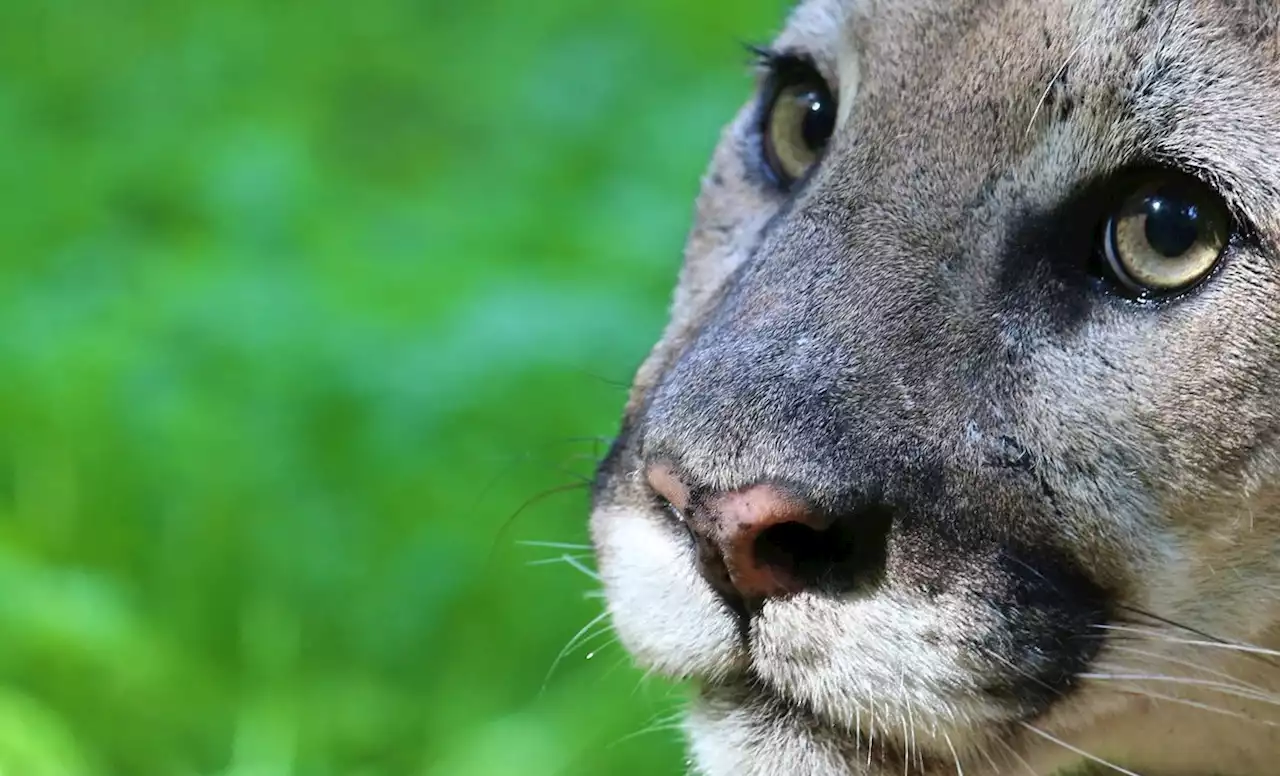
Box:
589, 1, 1280, 773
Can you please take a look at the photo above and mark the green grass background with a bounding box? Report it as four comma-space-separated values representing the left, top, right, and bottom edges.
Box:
0, 0, 788, 774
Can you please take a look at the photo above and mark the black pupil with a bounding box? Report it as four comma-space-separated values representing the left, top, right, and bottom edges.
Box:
800, 89, 835, 151
1142, 188, 1203, 258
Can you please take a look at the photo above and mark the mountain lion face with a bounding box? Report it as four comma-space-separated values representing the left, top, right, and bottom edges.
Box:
588, 1, 1280, 774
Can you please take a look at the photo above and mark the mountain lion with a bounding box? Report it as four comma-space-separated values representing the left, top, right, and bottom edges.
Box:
588, 0, 1280, 773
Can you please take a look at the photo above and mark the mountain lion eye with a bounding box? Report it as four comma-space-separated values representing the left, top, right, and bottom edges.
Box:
1101, 172, 1230, 296
762, 75, 836, 186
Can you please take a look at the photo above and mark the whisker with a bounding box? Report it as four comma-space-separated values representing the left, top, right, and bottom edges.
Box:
601, 717, 691, 752
993, 737, 1039, 776
542, 610, 612, 692
1115, 604, 1264, 653
1095, 625, 1280, 659
581, 636, 630, 685
629, 661, 659, 696
1077, 631, 1146, 643
1093, 623, 1178, 640
906, 693, 925, 775
525, 553, 595, 567
583, 636, 617, 662
605, 719, 686, 750
1018, 722, 1142, 776
547, 622, 615, 682
486, 481, 592, 567
561, 554, 602, 581
974, 740, 1004, 775
855, 705, 862, 759
518, 540, 594, 550
866, 702, 876, 768
1106, 644, 1272, 695
1024, 38, 1087, 137
899, 711, 910, 776
896, 674, 913, 776
1083, 669, 1280, 707
990, 651, 1065, 701
1107, 685, 1280, 727
942, 731, 964, 776
471, 439, 600, 519
565, 368, 632, 391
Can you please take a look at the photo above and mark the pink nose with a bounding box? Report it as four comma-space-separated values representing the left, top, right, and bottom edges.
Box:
646, 463, 835, 601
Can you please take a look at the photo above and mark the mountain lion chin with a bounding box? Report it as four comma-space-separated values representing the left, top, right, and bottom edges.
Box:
587, 0, 1280, 774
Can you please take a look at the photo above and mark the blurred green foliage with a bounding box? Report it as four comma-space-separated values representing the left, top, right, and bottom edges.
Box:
0, 0, 785, 773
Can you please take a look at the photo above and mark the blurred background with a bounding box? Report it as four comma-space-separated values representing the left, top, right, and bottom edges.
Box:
0, 1, 786, 774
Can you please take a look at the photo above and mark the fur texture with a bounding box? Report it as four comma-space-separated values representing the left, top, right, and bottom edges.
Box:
589, 1, 1280, 773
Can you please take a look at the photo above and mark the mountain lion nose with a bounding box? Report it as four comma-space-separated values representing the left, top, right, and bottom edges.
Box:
645, 463, 889, 603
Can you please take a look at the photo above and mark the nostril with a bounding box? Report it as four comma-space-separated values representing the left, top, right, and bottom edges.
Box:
754, 521, 849, 586
752, 505, 893, 593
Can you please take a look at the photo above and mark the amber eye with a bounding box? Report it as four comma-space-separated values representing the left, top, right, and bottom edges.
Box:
1101, 172, 1230, 296
762, 75, 837, 186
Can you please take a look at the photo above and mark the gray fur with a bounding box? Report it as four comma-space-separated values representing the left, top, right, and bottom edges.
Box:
589, 1, 1280, 773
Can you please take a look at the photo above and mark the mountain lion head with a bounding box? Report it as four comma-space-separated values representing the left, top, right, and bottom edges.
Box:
588, 1, 1280, 774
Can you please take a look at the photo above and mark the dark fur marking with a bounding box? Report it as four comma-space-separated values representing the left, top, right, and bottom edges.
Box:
978, 543, 1111, 711
995, 174, 1122, 333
